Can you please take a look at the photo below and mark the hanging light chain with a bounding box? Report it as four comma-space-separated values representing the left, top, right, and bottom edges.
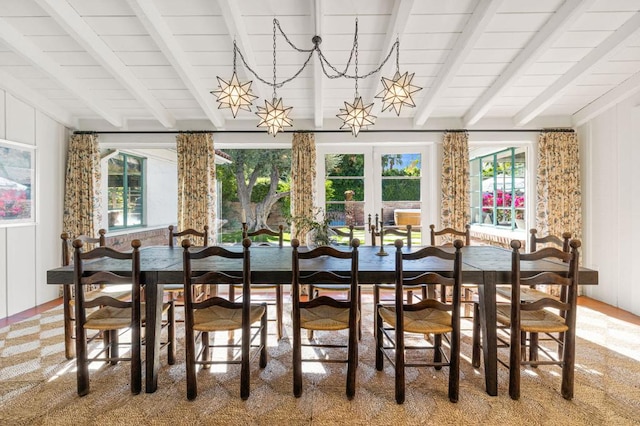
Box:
272, 18, 277, 99
231, 19, 401, 87
396, 36, 400, 74
354, 18, 359, 97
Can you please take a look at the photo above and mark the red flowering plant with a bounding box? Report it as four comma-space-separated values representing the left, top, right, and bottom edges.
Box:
0, 189, 29, 219
482, 190, 525, 224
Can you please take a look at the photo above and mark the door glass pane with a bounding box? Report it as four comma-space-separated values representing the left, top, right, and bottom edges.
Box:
380, 153, 421, 244
325, 154, 366, 241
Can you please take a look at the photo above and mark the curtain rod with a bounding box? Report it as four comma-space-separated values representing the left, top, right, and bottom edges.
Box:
73, 128, 574, 135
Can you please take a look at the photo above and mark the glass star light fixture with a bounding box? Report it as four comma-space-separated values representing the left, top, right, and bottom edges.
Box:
256, 97, 293, 136
211, 72, 257, 118
376, 71, 421, 116
337, 96, 376, 137
375, 38, 422, 116
211, 41, 257, 117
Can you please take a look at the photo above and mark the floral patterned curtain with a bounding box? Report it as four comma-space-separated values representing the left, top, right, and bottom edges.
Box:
290, 132, 316, 240
176, 132, 216, 245
62, 133, 102, 242
441, 131, 470, 235
536, 131, 582, 241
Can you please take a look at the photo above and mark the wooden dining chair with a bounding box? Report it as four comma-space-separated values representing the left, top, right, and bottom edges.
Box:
165, 225, 209, 303
291, 238, 360, 399
491, 229, 572, 361
375, 239, 463, 403
373, 225, 423, 306
476, 239, 581, 400
72, 239, 141, 396
429, 224, 473, 316
330, 224, 354, 246
307, 226, 361, 340
61, 229, 130, 360
232, 225, 285, 339
182, 238, 267, 401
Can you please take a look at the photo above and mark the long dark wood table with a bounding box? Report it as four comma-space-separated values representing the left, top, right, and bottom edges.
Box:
47, 244, 598, 395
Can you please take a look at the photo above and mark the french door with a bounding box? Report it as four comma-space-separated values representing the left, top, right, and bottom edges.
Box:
316, 144, 431, 245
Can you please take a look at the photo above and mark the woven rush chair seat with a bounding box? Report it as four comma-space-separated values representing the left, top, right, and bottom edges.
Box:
85, 301, 173, 330
496, 286, 560, 303
495, 304, 569, 333
300, 304, 359, 331
193, 304, 266, 331
379, 304, 453, 334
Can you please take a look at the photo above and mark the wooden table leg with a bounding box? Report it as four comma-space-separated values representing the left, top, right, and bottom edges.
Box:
144, 272, 163, 393
478, 270, 498, 396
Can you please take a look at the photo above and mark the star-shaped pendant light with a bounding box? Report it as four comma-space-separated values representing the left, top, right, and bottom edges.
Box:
376, 71, 422, 116
336, 96, 376, 137
256, 97, 293, 136
211, 71, 258, 118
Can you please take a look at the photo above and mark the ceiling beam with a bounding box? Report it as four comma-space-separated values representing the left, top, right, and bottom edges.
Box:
34, 0, 175, 129
0, 69, 77, 128
515, 11, 640, 126
0, 16, 122, 127
126, 0, 225, 129
217, 0, 269, 101
413, 0, 502, 127
464, 0, 595, 126
572, 71, 640, 127
313, 0, 324, 129
364, 0, 414, 104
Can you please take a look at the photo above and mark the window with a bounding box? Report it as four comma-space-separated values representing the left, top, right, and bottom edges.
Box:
470, 148, 525, 230
108, 153, 145, 229
324, 153, 365, 226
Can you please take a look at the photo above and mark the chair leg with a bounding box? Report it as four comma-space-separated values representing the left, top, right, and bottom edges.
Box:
293, 325, 303, 398
509, 324, 521, 400
449, 328, 460, 403
260, 305, 268, 368
110, 330, 119, 365
357, 286, 362, 342
434, 334, 443, 369
529, 332, 539, 366
167, 301, 176, 365
75, 319, 90, 396
63, 285, 75, 360
185, 327, 197, 400
395, 324, 405, 404
561, 327, 576, 400
276, 285, 284, 340
346, 313, 358, 400
472, 302, 481, 368
202, 332, 210, 369
375, 304, 384, 371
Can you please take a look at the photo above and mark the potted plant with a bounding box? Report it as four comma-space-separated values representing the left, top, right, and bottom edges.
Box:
289, 207, 336, 247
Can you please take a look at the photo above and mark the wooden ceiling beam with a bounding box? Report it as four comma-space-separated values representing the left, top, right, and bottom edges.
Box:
126, 0, 225, 129
34, 0, 175, 128
515, 11, 640, 126
464, 0, 595, 126
0, 16, 122, 127
413, 0, 502, 127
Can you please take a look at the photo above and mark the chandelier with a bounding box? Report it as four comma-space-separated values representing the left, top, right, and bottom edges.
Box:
212, 18, 421, 136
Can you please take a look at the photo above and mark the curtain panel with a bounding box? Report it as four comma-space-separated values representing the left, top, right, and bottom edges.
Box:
62, 133, 102, 242
176, 133, 217, 245
441, 131, 470, 236
290, 132, 316, 240
536, 131, 582, 241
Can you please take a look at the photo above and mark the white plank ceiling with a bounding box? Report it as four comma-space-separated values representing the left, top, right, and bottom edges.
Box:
0, 0, 639, 132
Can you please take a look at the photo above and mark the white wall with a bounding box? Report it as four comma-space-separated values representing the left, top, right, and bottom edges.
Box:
145, 157, 177, 227
579, 95, 640, 315
0, 91, 67, 318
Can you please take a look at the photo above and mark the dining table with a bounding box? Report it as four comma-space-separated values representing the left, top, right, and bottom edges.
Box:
47, 243, 598, 396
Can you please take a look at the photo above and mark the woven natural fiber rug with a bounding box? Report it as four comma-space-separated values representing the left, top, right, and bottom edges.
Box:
1, 297, 639, 425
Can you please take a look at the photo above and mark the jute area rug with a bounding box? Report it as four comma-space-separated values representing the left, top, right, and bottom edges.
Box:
1, 297, 639, 425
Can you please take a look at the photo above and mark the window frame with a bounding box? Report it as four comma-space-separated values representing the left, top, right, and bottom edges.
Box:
107, 152, 146, 230
470, 147, 526, 231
